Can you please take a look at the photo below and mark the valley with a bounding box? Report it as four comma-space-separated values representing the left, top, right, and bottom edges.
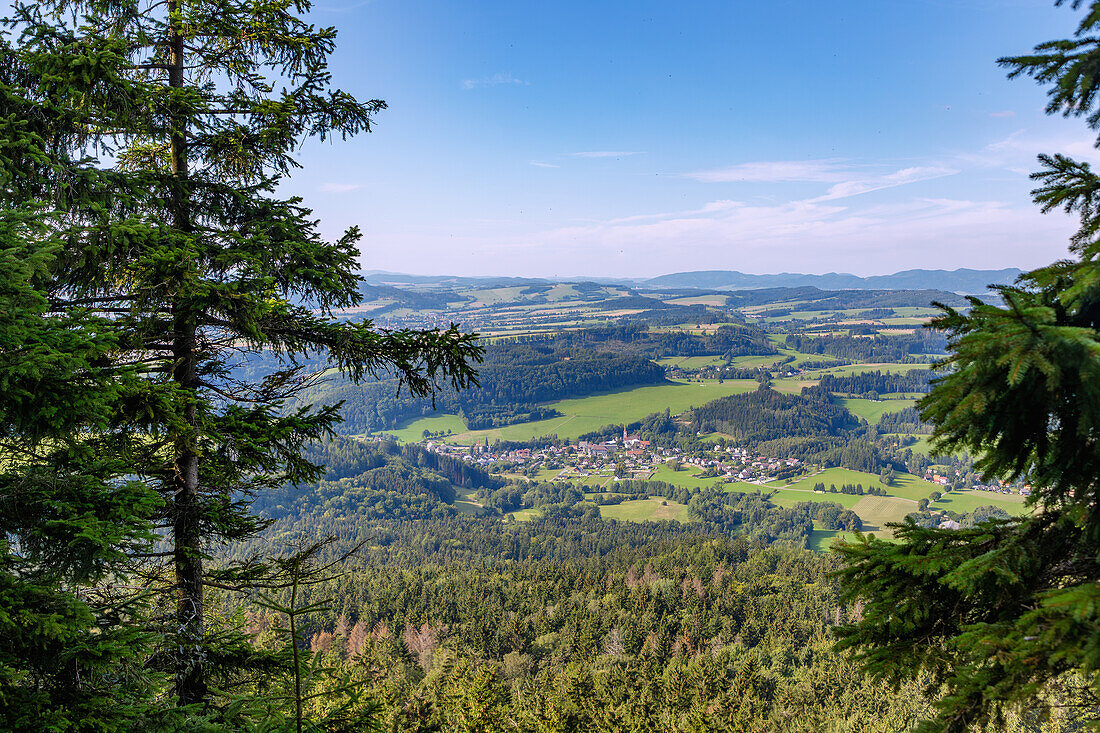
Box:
285, 268, 1030, 552
7, 0, 1095, 725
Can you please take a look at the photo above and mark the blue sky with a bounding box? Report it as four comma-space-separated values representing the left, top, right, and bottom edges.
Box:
285, 0, 1095, 278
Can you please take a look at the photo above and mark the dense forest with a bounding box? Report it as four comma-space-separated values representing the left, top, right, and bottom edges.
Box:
283, 324, 777, 434
784, 332, 947, 361
817, 370, 933, 396
234, 544, 948, 732
690, 387, 859, 443
294, 344, 664, 433
719, 286, 968, 310
878, 407, 932, 435
687, 388, 897, 473
514, 323, 778, 359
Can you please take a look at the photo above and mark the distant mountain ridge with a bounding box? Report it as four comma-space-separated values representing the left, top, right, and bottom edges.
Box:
361, 271, 550, 288
642, 268, 1022, 293
362, 268, 1023, 294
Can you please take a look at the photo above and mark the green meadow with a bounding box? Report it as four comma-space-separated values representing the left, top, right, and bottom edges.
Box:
649, 463, 729, 490
729, 353, 792, 369
850, 495, 918, 535
598, 497, 689, 523
774, 467, 938, 500
393, 379, 760, 443
930, 489, 1028, 515
808, 526, 858, 551
380, 414, 468, 443
452, 488, 485, 515
806, 362, 932, 378
777, 347, 841, 367
838, 397, 918, 424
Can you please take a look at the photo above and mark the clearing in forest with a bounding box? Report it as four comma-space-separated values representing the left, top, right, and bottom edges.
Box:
599, 497, 689, 523
850, 495, 918, 536
422, 379, 760, 443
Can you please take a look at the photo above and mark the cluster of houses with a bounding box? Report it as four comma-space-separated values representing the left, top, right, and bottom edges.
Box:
423, 433, 802, 486
921, 470, 1029, 496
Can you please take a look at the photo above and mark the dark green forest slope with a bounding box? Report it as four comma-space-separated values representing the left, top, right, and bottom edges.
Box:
276, 324, 775, 434
254, 544, 941, 732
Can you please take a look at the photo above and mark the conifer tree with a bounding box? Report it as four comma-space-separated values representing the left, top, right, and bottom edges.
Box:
835, 2, 1100, 730
0, 42, 171, 727
0, 0, 479, 721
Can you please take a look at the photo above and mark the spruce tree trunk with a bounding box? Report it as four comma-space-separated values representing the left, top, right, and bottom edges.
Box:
167, 0, 206, 706
172, 317, 205, 706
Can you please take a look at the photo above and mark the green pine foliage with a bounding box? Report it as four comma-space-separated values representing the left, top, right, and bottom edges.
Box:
0, 51, 168, 727
835, 3, 1100, 730
0, 0, 478, 724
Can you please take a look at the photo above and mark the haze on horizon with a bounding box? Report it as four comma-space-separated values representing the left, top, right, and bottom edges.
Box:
288, 0, 1091, 279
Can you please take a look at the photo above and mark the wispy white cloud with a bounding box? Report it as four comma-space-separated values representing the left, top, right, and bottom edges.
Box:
319, 183, 362, 193
685, 159, 957, 202
812, 165, 958, 201
989, 110, 1016, 118
984, 129, 1100, 162
529, 161, 559, 168
568, 151, 644, 158
461, 73, 528, 90
481, 195, 1073, 277
365, 134, 1081, 278
685, 159, 849, 183
606, 200, 741, 225
952, 129, 1100, 176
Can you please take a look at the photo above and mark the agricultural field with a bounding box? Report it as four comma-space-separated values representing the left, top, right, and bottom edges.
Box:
904, 435, 938, 456
598, 497, 689, 523
776, 347, 842, 367
767, 487, 862, 509
891, 306, 942, 318
767, 365, 931, 400
649, 463, 730, 490
776, 467, 871, 492
466, 286, 526, 304
380, 414, 467, 443
776, 467, 938, 500
406, 378, 761, 443
663, 294, 730, 306
805, 362, 933, 378
849, 496, 917, 536
729, 353, 792, 369
808, 527, 858, 551
769, 377, 817, 394
542, 283, 582, 300
930, 489, 1028, 515
838, 397, 917, 424
763, 467, 945, 533
643, 465, 942, 533
879, 317, 932, 326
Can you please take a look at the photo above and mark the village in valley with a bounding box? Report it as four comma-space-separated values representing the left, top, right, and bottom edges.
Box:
425, 431, 804, 487
308, 271, 1036, 546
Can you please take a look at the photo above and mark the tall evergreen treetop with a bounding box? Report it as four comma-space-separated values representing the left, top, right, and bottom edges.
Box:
835, 3, 1100, 731
0, 0, 480, 719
